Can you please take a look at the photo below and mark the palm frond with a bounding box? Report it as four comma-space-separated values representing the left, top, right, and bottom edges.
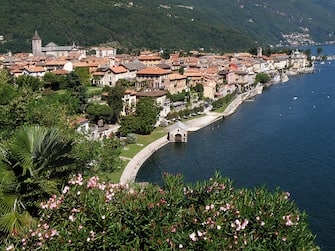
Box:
0, 210, 33, 234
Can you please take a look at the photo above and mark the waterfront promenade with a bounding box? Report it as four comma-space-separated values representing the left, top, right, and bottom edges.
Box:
120, 86, 263, 183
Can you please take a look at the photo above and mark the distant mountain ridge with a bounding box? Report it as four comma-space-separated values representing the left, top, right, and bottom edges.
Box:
1, 0, 335, 53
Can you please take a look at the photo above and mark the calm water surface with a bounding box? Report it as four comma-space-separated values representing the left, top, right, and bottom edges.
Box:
137, 57, 335, 250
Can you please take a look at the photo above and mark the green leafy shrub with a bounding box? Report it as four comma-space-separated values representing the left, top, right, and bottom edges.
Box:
126, 133, 137, 144
212, 92, 236, 110
8, 173, 319, 250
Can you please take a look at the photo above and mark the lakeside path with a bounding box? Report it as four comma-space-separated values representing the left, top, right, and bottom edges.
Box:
120, 86, 263, 183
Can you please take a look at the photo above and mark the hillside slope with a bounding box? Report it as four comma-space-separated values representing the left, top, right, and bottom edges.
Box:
0, 0, 335, 53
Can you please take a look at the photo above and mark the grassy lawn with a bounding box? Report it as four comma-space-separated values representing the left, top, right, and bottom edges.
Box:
120, 128, 167, 159
102, 159, 130, 183
55, 89, 67, 95
213, 103, 230, 113
87, 86, 103, 95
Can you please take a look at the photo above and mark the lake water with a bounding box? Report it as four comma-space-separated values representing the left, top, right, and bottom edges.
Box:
136, 50, 335, 250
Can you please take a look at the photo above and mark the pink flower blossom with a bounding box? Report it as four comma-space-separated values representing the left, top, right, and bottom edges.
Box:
69, 173, 83, 186
71, 208, 80, 213
50, 229, 58, 237
69, 215, 76, 222
189, 232, 197, 241
6, 244, 14, 251
62, 186, 69, 194
283, 192, 290, 200
87, 176, 99, 189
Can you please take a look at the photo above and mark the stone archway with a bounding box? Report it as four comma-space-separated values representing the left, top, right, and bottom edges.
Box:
175, 133, 183, 142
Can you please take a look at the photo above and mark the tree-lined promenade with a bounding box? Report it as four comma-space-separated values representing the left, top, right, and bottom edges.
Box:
0, 46, 319, 249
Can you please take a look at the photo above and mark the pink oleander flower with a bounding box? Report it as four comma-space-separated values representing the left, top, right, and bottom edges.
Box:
6, 244, 14, 251
50, 229, 58, 237
283, 192, 290, 200
69, 173, 83, 186
71, 208, 80, 213
241, 219, 249, 230
69, 215, 76, 222
220, 206, 227, 212
87, 176, 99, 189
62, 186, 69, 194
189, 232, 197, 241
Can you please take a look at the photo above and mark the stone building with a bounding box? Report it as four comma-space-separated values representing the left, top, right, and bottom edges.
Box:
32, 31, 86, 58
168, 121, 188, 142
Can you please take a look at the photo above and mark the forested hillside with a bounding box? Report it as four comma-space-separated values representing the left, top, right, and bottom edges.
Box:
1, 0, 335, 53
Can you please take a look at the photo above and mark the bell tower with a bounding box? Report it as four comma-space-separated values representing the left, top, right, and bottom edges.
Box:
32, 30, 42, 57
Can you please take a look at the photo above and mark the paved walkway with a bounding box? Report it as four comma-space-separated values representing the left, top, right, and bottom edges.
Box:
120, 136, 170, 183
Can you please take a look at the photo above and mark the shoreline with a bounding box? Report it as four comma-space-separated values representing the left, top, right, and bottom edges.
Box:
120, 85, 263, 183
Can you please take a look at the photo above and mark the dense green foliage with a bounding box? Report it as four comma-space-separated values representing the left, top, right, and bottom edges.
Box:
105, 86, 126, 123
0, 126, 74, 242
7, 173, 319, 250
86, 104, 114, 124
212, 92, 237, 110
0, 69, 124, 246
255, 72, 271, 84
120, 97, 160, 135
0, 72, 86, 138
2, 1, 335, 53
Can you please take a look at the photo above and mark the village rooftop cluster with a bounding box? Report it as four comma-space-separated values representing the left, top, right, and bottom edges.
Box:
0, 31, 311, 138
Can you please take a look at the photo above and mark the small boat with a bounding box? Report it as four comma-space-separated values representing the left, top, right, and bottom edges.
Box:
293, 96, 298, 100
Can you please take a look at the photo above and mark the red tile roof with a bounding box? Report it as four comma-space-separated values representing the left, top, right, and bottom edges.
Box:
24, 66, 45, 73
73, 62, 89, 68
169, 73, 187, 80
52, 69, 69, 75
138, 55, 161, 61
110, 66, 128, 74
45, 60, 68, 66
136, 90, 166, 97
92, 71, 106, 76
137, 67, 169, 75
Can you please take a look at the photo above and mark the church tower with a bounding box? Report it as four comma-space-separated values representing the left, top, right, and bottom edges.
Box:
32, 30, 42, 57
